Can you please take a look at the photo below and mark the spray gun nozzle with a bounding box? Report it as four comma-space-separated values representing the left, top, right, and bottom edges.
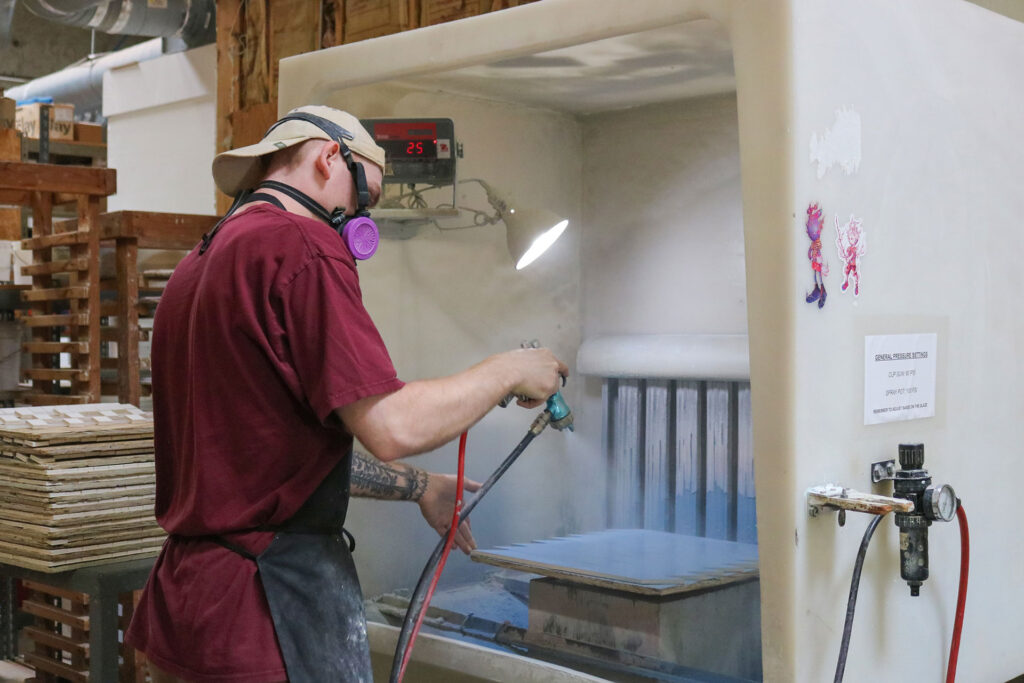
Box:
546, 392, 574, 432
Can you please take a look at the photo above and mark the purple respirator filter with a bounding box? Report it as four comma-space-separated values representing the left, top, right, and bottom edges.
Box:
342, 216, 380, 260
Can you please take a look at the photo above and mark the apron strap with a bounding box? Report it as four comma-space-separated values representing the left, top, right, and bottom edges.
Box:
175, 526, 356, 563
206, 535, 260, 562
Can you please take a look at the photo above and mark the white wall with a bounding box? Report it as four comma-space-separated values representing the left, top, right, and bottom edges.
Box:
103, 45, 217, 214
321, 84, 584, 596
733, 0, 1024, 680
580, 94, 746, 340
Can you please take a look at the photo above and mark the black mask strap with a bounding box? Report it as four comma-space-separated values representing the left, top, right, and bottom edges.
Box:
258, 180, 348, 233
268, 112, 372, 215
264, 112, 354, 148
198, 191, 290, 254
199, 189, 252, 254
350, 162, 372, 216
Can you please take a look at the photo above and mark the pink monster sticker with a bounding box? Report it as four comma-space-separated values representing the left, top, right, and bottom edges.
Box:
835, 214, 866, 296
805, 203, 829, 308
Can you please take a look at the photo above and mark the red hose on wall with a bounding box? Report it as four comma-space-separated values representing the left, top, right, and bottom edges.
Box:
946, 504, 969, 683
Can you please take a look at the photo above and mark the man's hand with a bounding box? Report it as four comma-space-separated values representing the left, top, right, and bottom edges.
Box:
498, 348, 569, 409
418, 472, 482, 554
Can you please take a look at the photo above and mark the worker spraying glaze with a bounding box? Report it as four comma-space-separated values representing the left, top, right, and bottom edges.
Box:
124, 105, 569, 683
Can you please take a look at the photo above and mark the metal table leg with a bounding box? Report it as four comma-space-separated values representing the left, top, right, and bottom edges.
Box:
89, 589, 121, 683
0, 576, 13, 659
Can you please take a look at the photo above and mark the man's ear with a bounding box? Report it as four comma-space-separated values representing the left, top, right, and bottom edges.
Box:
313, 141, 341, 180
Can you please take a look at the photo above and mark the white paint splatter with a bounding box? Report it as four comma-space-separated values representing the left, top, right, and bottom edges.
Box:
809, 107, 862, 179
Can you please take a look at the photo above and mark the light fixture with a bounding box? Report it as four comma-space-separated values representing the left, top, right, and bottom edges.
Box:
475, 179, 569, 270
376, 177, 569, 269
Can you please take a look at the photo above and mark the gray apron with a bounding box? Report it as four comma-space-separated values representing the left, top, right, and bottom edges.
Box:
211, 454, 372, 682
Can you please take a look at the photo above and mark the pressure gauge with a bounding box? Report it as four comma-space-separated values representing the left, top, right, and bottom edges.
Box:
923, 484, 958, 522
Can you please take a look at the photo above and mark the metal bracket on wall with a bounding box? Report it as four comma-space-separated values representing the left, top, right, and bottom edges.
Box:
870, 459, 897, 483
806, 485, 913, 523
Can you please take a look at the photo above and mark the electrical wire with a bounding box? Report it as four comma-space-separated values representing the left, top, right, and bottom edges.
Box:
388, 420, 544, 683
395, 431, 467, 681
834, 513, 886, 683
946, 503, 969, 683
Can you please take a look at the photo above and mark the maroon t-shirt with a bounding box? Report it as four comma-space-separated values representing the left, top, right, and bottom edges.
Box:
125, 204, 403, 682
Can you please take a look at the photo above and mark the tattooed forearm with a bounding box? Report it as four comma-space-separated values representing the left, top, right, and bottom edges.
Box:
350, 451, 429, 501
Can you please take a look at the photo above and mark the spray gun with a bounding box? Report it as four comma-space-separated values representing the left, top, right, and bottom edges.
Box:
890, 444, 959, 596
499, 339, 574, 432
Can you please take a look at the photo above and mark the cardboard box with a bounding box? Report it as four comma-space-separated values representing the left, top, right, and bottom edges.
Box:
0, 97, 15, 130
344, 0, 417, 44
15, 103, 74, 141
74, 122, 104, 144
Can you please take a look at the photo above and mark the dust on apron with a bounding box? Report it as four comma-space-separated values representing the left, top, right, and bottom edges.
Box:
209, 454, 372, 682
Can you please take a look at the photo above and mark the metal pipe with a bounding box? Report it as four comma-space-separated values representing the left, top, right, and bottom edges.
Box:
5, 0, 214, 120
5, 38, 164, 120
21, 0, 214, 45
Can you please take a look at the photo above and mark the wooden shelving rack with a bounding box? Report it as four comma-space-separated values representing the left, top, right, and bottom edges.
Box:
0, 159, 116, 405
51, 211, 216, 405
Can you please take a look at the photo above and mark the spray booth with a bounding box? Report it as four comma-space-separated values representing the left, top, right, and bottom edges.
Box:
279, 0, 1024, 680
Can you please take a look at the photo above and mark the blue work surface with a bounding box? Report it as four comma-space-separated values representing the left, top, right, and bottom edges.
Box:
472, 529, 759, 596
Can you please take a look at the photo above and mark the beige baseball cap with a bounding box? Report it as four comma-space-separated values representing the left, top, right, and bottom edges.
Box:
211, 105, 386, 196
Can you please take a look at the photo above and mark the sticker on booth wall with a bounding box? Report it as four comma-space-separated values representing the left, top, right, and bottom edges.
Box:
810, 107, 862, 179
835, 214, 866, 296
864, 334, 937, 425
804, 203, 829, 309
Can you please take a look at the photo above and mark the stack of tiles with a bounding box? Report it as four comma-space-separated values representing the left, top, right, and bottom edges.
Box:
0, 403, 163, 572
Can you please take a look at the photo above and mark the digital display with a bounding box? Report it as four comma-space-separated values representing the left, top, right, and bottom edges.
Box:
362, 118, 456, 185
373, 122, 438, 160
377, 138, 438, 159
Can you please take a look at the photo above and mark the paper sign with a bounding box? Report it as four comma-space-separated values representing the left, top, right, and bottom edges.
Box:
864, 334, 937, 425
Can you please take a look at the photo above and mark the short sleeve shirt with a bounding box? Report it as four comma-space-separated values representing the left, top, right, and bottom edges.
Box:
125, 205, 404, 682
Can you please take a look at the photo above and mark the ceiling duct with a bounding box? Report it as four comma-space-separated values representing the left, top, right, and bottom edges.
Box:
5, 37, 163, 120
3, 0, 214, 120
19, 0, 214, 47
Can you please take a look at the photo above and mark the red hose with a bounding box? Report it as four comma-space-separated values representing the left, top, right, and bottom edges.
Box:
946, 504, 969, 683
396, 431, 467, 682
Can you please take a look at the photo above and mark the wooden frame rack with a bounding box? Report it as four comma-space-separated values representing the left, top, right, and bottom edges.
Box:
0, 160, 116, 406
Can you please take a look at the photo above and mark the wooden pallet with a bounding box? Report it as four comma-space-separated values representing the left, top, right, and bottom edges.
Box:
20, 581, 148, 682
21, 579, 90, 683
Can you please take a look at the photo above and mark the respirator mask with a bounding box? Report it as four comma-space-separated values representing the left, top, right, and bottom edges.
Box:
201, 111, 380, 260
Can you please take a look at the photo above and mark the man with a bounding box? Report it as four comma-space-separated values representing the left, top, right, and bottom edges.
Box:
125, 106, 568, 682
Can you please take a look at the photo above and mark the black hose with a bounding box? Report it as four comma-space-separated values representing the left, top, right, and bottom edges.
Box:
388, 423, 542, 682
834, 513, 886, 683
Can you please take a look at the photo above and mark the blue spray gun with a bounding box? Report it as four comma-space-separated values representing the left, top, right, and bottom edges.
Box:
498, 339, 574, 432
